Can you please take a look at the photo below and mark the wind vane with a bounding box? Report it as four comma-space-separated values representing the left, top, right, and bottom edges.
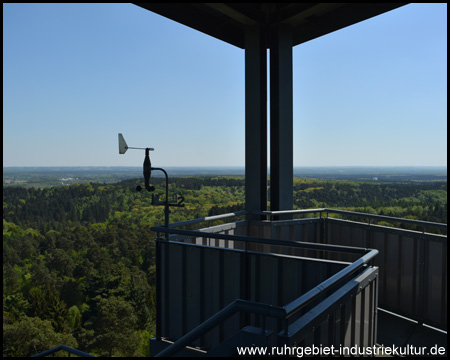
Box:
118, 133, 184, 228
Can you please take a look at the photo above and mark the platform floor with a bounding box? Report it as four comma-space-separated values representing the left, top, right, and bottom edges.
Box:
377, 309, 447, 357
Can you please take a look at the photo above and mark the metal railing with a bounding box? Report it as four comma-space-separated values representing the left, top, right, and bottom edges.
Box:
155, 208, 447, 331
252, 208, 447, 234
152, 224, 379, 356
168, 210, 247, 228
152, 225, 370, 255
167, 208, 447, 234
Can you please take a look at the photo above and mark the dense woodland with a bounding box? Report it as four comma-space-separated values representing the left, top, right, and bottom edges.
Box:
3, 176, 447, 356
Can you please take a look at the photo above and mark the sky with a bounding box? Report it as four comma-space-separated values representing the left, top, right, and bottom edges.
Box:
3, 3, 447, 167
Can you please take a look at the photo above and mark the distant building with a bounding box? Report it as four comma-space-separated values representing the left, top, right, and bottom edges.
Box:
373, 177, 378, 181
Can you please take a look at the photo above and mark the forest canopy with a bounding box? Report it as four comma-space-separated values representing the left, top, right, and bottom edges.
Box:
3, 176, 447, 356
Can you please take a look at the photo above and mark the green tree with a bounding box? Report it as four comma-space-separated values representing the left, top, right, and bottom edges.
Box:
27, 286, 68, 332
3, 316, 77, 357
89, 296, 140, 357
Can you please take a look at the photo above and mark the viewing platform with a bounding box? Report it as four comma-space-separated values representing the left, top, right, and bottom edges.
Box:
150, 209, 447, 356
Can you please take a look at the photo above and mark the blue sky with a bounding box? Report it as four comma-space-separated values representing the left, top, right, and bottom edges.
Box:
3, 3, 447, 167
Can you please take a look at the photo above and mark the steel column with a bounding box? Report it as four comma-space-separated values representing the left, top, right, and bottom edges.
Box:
245, 25, 267, 219
270, 25, 293, 217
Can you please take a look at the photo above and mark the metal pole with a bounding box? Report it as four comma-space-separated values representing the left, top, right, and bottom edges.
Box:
151, 167, 170, 232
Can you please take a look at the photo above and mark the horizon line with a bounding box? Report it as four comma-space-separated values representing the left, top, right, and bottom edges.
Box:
3, 165, 447, 169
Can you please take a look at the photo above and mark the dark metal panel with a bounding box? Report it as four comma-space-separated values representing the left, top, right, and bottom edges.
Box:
372, 230, 387, 305
202, 247, 213, 348
384, 233, 399, 310
159, 241, 167, 337
318, 317, 329, 347
185, 245, 202, 346
333, 306, 341, 348
343, 297, 353, 347
294, 221, 303, 242
168, 243, 184, 340
293, 224, 304, 257
340, 224, 351, 248
302, 223, 314, 258
354, 292, 362, 345
209, 248, 223, 346
158, 220, 390, 350
222, 250, 244, 340
362, 284, 370, 346
367, 278, 375, 346
425, 239, 446, 328
256, 254, 279, 334
285, 267, 378, 348
303, 330, 315, 348
281, 258, 301, 306
257, 254, 279, 305
331, 222, 345, 262
440, 239, 447, 329
248, 251, 259, 326
322, 218, 446, 330
416, 237, 425, 325
262, 221, 272, 241
350, 226, 365, 248
280, 225, 290, 255
399, 235, 414, 315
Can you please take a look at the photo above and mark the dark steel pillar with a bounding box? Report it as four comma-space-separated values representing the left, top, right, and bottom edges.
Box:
245, 25, 267, 219
270, 25, 293, 217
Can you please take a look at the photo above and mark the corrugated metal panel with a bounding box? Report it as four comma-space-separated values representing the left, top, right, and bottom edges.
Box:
284, 267, 378, 349
167, 243, 184, 340
173, 218, 446, 330
158, 239, 350, 349
222, 250, 243, 340
425, 239, 446, 327
371, 230, 387, 305
384, 233, 399, 310
399, 235, 414, 315
319, 218, 447, 331
342, 298, 353, 347
185, 245, 202, 346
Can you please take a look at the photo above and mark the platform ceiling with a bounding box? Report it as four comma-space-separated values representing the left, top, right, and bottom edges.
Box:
134, 3, 407, 49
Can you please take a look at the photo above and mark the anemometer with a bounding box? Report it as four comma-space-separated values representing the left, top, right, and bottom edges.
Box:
118, 133, 184, 228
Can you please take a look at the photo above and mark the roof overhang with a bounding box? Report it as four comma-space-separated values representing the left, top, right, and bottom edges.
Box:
134, 3, 408, 49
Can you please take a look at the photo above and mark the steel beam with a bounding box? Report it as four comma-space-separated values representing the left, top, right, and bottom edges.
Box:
245, 25, 267, 219
270, 25, 293, 217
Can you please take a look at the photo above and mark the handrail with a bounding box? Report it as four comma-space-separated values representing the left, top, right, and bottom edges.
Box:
151, 226, 369, 255
165, 208, 446, 232
32, 345, 95, 357
252, 208, 326, 216
325, 208, 447, 230
250, 208, 447, 231
283, 249, 378, 319
154, 299, 286, 357
168, 210, 247, 228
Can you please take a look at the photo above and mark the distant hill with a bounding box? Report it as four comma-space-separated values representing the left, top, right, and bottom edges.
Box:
3, 166, 447, 188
